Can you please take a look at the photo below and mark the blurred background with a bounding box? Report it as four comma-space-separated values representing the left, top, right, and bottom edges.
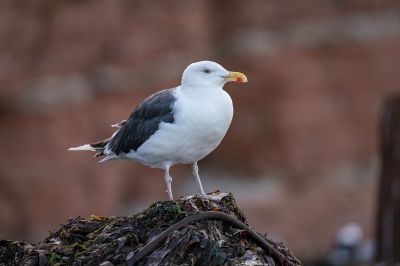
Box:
1, 0, 400, 264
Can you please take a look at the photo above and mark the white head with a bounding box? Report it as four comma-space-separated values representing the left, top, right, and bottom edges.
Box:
181, 61, 247, 88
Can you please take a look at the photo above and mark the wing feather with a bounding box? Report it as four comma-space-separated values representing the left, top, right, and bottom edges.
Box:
108, 89, 176, 154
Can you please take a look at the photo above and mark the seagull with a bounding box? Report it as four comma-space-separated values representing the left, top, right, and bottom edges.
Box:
69, 61, 247, 200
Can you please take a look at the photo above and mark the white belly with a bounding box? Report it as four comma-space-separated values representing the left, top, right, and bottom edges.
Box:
133, 87, 233, 168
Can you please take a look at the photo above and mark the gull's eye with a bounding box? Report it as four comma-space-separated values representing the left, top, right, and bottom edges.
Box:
203, 68, 211, 74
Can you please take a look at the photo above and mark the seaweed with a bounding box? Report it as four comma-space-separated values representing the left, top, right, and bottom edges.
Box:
0, 191, 301, 265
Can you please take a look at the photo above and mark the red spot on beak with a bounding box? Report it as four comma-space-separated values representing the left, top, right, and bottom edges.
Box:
235, 77, 242, 83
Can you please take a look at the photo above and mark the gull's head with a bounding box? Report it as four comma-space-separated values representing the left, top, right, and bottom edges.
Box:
181, 61, 247, 88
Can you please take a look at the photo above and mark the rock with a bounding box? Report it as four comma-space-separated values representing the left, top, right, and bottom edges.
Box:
0, 192, 300, 265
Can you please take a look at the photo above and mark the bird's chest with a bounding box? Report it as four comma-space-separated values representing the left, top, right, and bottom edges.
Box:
174, 90, 233, 145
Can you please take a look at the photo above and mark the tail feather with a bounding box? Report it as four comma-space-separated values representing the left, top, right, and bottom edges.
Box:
68, 137, 111, 157
68, 144, 96, 151
90, 137, 111, 150
99, 153, 118, 163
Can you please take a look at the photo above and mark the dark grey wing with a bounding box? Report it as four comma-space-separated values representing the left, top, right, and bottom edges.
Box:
108, 89, 176, 154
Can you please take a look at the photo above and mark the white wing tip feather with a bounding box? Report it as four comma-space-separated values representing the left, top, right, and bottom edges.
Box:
111, 120, 126, 128
99, 154, 116, 163
68, 144, 95, 151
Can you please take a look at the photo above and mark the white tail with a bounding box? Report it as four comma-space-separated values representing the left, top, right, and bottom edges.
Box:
68, 144, 96, 151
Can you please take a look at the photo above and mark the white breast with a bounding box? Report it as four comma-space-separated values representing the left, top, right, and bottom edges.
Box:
134, 86, 233, 168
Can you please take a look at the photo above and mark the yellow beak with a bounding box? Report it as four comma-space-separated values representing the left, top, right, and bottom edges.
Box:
223, 71, 248, 83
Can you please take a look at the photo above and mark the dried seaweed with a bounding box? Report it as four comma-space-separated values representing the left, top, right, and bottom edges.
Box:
0, 192, 301, 266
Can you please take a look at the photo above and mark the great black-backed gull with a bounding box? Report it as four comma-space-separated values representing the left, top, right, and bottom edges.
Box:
69, 61, 247, 200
